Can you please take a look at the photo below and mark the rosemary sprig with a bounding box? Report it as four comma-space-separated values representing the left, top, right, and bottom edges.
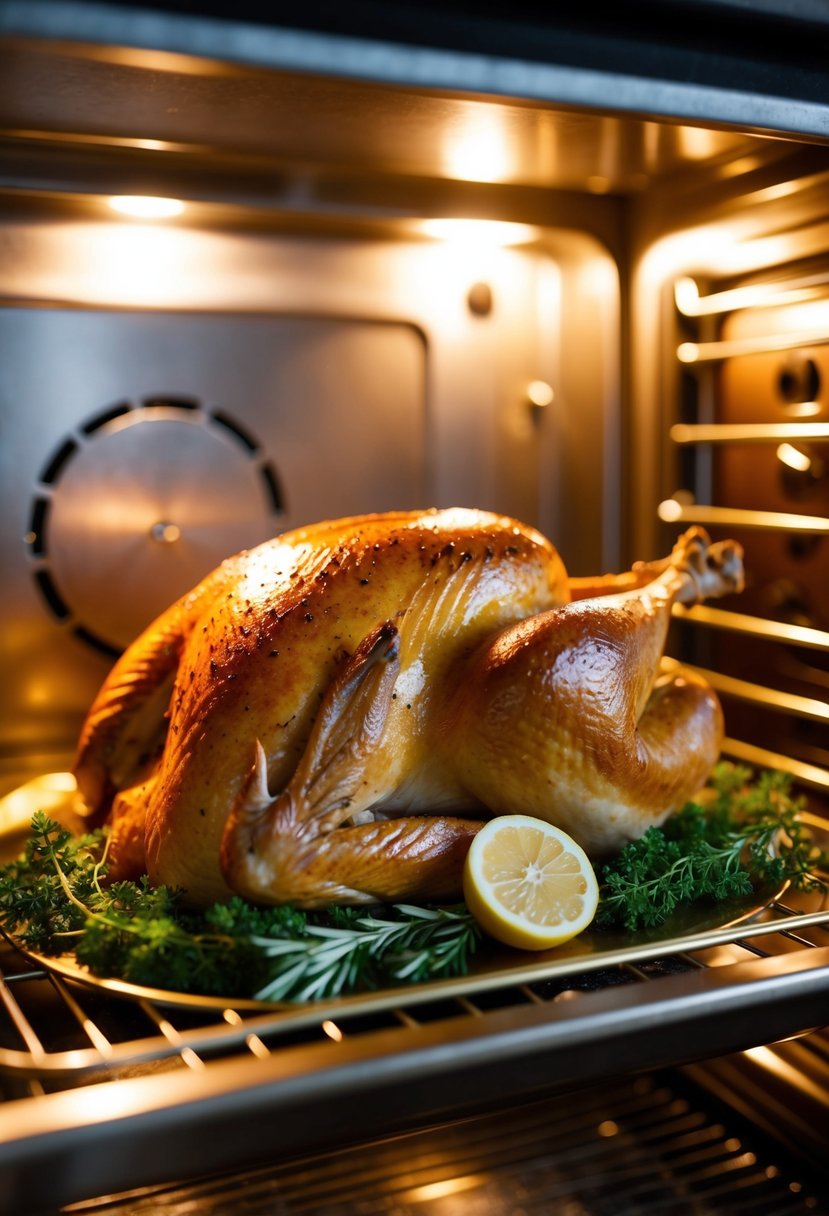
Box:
246, 905, 478, 1003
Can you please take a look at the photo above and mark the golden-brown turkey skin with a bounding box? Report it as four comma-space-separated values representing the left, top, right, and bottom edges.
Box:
73, 509, 743, 909
447, 587, 724, 854
74, 558, 248, 817
76, 509, 569, 905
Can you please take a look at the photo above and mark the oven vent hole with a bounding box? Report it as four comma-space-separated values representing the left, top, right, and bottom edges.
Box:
38, 437, 78, 485
260, 461, 285, 513
71, 625, 121, 659
80, 401, 133, 434
211, 410, 260, 453
27, 496, 50, 557
33, 569, 69, 620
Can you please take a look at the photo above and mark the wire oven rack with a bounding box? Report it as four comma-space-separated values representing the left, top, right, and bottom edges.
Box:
58, 1066, 829, 1215
0, 843, 827, 1216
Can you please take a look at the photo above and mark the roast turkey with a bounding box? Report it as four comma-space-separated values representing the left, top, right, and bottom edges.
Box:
74, 508, 744, 908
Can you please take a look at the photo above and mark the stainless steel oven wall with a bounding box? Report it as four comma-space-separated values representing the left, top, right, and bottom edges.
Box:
2, 2, 808, 777
0, 210, 621, 770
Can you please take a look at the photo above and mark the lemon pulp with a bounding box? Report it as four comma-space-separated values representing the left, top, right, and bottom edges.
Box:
463, 815, 599, 950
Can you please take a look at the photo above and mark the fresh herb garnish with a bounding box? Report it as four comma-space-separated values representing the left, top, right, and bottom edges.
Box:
596, 762, 826, 931
0, 813, 479, 1002
0, 764, 824, 998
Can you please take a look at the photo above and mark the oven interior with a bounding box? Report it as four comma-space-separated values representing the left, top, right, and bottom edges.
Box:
0, 4, 828, 1213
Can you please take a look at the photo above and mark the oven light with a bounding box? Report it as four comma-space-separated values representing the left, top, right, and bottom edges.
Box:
443, 114, 512, 183
678, 126, 729, 161
108, 195, 185, 220
418, 218, 538, 246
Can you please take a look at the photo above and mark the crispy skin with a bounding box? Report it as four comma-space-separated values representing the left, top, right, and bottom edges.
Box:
74, 509, 743, 908
76, 509, 568, 904
448, 589, 723, 854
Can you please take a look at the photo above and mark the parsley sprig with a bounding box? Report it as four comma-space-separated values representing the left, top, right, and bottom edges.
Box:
597, 763, 826, 931
0, 814, 479, 1002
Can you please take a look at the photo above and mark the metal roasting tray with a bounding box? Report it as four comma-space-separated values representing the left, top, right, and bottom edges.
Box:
0, 777, 827, 1215
1, 868, 826, 1019
0, 774, 826, 1075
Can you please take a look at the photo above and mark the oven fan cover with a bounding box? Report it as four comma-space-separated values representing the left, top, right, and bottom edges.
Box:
27, 397, 284, 656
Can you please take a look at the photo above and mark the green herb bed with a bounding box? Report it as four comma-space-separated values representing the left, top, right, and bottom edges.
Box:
0, 764, 824, 1004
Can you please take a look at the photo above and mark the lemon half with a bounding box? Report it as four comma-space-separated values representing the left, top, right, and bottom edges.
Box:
463, 815, 600, 951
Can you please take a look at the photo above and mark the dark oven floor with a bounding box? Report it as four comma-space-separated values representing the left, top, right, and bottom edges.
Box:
60, 1064, 829, 1216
